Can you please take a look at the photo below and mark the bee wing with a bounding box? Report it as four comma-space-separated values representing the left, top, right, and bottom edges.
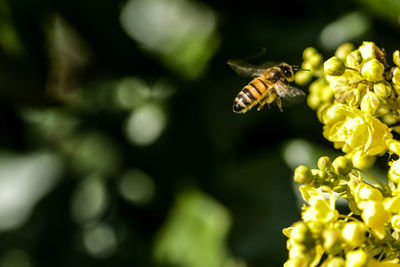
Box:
227, 59, 266, 78
274, 82, 306, 106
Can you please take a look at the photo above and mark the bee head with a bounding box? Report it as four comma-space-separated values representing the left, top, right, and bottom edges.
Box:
279, 63, 295, 81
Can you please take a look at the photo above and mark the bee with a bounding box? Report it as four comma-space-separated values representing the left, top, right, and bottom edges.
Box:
228, 59, 306, 113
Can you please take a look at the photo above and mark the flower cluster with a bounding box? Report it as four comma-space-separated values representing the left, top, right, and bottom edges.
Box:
284, 42, 400, 266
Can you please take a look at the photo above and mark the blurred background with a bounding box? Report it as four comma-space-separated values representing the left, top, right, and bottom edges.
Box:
0, 0, 399, 266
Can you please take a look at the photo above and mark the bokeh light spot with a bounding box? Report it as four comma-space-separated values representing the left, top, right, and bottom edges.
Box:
70, 175, 108, 224
125, 103, 167, 146
283, 139, 314, 170
120, 0, 219, 79
0, 152, 62, 231
83, 223, 117, 259
115, 77, 151, 110
320, 12, 370, 50
118, 169, 155, 205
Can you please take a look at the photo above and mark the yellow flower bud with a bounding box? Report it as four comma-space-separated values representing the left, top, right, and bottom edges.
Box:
332, 156, 353, 176
303, 47, 318, 60
346, 50, 362, 68
351, 150, 376, 169
302, 198, 338, 223
393, 83, 400, 97
345, 249, 368, 267
308, 78, 333, 105
373, 81, 392, 98
326, 75, 350, 94
341, 221, 367, 247
308, 54, 323, 69
311, 169, 325, 185
360, 91, 381, 115
307, 94, 321, 110
318, 156, 332, 171
361, 58, 384, 82
389, 159, 400, 183
345, 89, 361, 107
335, 43, 355, 61
290, 221, 313, 245
359, 41, 376, 60
356, 184, 383, 202
284, 256, 309, 267
324, 56, 346, 76
387, 139, 400, 155
295, 71, 313, 86
384, 196, 400, 213
393, 50, 400, 67
333, 184, 347, 193
391, 215, 400, 231
392, 67, 400, 86
325, 257, 346, 267
288, 241, 307, 259
323, 229, 342, 255
366, 258, 400, 267
294, 165, 313, 184
360, 200, 390, 239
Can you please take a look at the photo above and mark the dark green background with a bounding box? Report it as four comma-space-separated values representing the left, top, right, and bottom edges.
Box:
0, 0, 399, 266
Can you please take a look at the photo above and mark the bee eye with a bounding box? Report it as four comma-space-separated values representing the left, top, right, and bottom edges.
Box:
282, 67, 292, 76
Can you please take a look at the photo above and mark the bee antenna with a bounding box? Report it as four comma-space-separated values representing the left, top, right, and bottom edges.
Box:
292, 65, 300, 72
292, 65, 310, 72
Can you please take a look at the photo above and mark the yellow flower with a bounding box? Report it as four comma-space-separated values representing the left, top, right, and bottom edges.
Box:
348, 150, 376, 169
361, 58, 384, 82
359, 41, 376, 60
335, 43, 354, 61
352, 182, 383, 204
285, 42, 400, 265
393, 50, 400, 67
388, 159, 400, 183
387, 139, 400, 156
307, 78, 333, 109
360, 91, 381, 115
346, 50, 362, 68
367, 258, 400, 267
341, 221, 367, 247
325, 257, 346, 267
384, 196, 400, 213
320, 104, 392, 157
284, 257, 310, 267
359, 200, 390, 239
373, 81, 392, 98
392, 67, 400, 86
391, 215, 400, 231
288, 221, 314, 245
325, 69, 363, 95
345, 249, 368, 267
300, 186, 338, 224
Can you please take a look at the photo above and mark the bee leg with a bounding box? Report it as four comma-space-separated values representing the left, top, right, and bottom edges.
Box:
258, 92, 276, 111
276, 97, 283, 112
257, 97, 268, 111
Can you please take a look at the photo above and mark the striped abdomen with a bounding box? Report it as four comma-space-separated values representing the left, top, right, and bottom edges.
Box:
233, 77, 269, 113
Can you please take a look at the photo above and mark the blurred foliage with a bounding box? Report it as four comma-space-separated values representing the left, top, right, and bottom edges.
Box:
0, 0, 400, 266
154, 190, 232, 267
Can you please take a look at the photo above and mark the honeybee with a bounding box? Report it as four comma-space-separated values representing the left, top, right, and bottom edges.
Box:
228, 59, 306, 113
